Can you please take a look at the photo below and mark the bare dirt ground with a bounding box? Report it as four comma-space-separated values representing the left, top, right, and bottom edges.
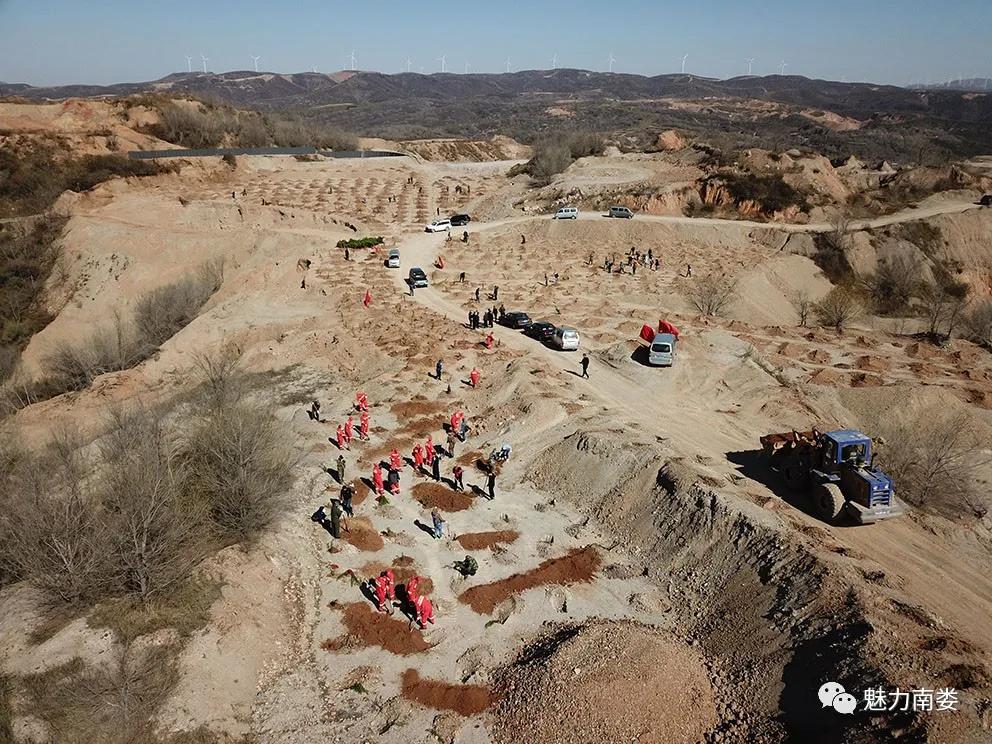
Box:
3, 142, 992, 743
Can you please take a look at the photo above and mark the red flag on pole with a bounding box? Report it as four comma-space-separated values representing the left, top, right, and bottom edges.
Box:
363, 289, 372, 308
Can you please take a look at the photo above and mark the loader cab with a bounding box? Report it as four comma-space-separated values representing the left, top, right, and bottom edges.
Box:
824, 429, 871, 468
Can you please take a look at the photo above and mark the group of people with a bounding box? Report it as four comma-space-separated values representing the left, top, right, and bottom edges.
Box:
367, 569, 435, 629
468, 305, 505, 330
603, 247, 662, 274
334, 409, 370, 450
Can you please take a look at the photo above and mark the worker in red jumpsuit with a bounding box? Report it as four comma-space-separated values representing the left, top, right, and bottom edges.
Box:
381, 569, 396, 603
469, 367, 481, 387
359, 411, 370, 440
412, 443, 424, 472
389, 448, 402, 472
356, 391, 368, 412
372, 463, 384, 495
372, 574, 393, 614
424, 435, 435, 466
485, 332, 494, 349
406, 575, 421, 603
344, 415, 354, 443
336, 424, 346, 450
412, 594, 435, 629
449, 410, 461, 433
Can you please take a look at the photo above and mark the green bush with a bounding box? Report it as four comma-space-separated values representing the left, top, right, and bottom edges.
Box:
336, 236, 384, 250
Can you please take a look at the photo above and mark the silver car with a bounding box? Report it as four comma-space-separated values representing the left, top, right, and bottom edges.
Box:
552, 326, 580, 351
386, 248, 400, 268
648, 332, 676, 366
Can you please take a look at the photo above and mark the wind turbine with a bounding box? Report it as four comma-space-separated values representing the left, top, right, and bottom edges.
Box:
464, 61, 471, 74
349, 50, 357, 69
185, 56, 193, 73
250, 55, 260, 73
437, 54, 447, 73
505, 57, 511, 73
779, 60, 788, 75
552, 52, 558, 70
746, 57, 754, 76
201, 54, 209, 74
406, 58, 412, 73
312, 65, 319, 73
608, 52, 616, 73
681, 54, 688, 74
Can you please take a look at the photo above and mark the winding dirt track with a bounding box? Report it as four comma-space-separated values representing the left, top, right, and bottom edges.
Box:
390, 207, 992, 656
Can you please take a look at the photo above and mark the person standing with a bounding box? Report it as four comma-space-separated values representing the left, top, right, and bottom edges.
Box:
413, 443, 425, 473
580, 354, 590, 379
469, 367, 481, 388
435, 359, 444, 380
475, 287, 481, 302
486, 470, 496, 500
431, 508, 445, 539
336, 453, 346, 484
446, 430, 457, 458
341, 483, 354, 517
336, 425, 347, 450
431, 450, 442, 482
359, 410, 370, 440
344, 415, 354, 443
372, 463, 384, 495
493, 285, 499, 301
452, 465, 464, 491
329, 499, 343, 539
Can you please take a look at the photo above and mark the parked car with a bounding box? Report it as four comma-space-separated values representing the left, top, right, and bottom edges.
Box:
551, 326, 580, 350
386, 248, 400, 268
647, 332, 677, 367
553, 206, 579, 220
524, 321, 556, 342
501, 311, 532, 329
608, 206, 634, 219
425, 218, 451, 232
408, 267, 428, 288
450, 214, 471, 226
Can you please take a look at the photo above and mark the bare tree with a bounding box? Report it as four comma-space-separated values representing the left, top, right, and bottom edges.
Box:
814, 287, 862, 333
917, 278, 970, 342
686, 274, 738, 317
790, 290, 813, 327
865, 250, 920, 314
963, 300, 992, 349
98, 407, 208, 600
877, 411, 991, 519
183, 402, 294, 542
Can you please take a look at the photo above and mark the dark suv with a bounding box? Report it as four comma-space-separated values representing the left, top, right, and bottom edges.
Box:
501, 312, 532, 329
450, 214, 471, 226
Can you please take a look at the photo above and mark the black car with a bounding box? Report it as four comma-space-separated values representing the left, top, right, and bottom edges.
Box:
980, 194, 992, 207
450, 214, 471, 226
501, 311, 532, 329
524, 321, 556, 342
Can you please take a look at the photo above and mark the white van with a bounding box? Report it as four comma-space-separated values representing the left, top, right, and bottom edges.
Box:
648, 332, 676, 366
553, 206, 578, 220
552, 326, 580, 351
609, 206, 634, 219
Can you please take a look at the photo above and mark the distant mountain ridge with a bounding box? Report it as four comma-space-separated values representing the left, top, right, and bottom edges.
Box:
4, 69, 991, 162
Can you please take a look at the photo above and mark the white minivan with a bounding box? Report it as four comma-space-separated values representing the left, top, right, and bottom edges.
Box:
648, 332, 677, 366
552, 326, 580, 351
553, 206, 578, 220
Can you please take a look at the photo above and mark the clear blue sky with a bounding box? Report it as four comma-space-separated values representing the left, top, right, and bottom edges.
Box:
1, 0, 989, 87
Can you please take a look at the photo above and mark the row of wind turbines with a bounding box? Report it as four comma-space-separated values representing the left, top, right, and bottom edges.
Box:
184, 52, 791, 77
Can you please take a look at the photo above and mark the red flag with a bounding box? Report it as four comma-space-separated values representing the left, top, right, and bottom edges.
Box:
657, 319, 680, 338
639, 324, 655, 343
363, 289, 372, 308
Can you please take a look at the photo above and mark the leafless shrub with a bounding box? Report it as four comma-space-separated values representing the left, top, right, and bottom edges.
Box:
0, 430, 110, 604
917, 278, 970, 342
877, 412, 991, 520
183, 403, 294, 542
812, 214, 854, 282
134, 267, 221, 349
98, 407, 210, 599
528, 141, 572, 184
814, 286, 862, 333
865, 251, 920, 314
192, 343, 245, 412
686, 274, 737, 316
20, 644, 179, 744
963, 300, 992, 349
790, 290, 813, 327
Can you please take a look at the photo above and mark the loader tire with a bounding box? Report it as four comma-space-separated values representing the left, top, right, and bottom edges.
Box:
782, 463, 809, 492
813, 483, 845, 522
